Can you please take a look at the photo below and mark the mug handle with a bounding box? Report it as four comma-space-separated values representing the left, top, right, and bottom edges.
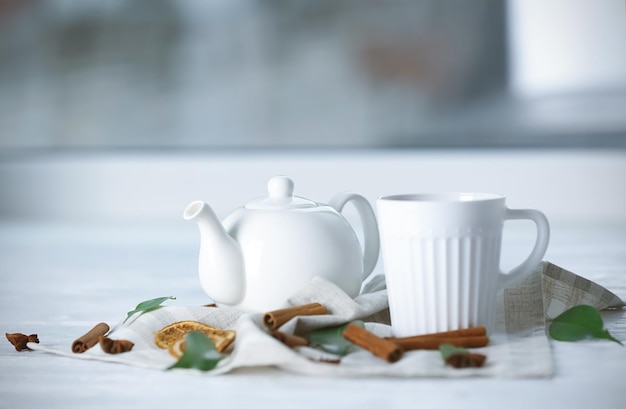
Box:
499, 208, 550, 288
329, 192, 380, 281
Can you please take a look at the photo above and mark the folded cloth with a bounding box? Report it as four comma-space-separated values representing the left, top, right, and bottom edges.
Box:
30, 261, 624, 377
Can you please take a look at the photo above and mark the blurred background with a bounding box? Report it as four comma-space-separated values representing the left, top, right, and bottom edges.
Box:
1, 0, 625, 151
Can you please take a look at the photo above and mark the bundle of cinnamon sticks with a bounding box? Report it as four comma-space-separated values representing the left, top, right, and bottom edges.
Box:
386, 326, 489, 351
343, 324, 488, 363
262, 302, 488, 367
72, 322, 134, 354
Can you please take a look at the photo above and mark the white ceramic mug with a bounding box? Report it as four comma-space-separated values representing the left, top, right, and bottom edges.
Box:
377, 193, 550, 336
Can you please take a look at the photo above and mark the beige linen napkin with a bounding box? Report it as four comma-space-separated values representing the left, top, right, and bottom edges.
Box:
30, 261, 624, 377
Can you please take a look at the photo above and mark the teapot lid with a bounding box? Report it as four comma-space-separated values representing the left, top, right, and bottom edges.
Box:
245, 176, 316, 210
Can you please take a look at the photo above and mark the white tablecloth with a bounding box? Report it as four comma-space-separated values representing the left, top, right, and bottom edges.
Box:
1, 222, 625, 409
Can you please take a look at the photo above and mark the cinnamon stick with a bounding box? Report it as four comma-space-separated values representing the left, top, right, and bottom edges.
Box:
98, 335, 134, 354
404, 326, 487, 339
263, 303, 327, 331
386, 327, 489, 351
389, 335, 489, 351
271, 331, 309, 348
342, 323, 403, 363
72, 322, 110, 353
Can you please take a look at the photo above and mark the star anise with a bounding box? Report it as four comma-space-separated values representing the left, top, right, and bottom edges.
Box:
6, 332, 39, 351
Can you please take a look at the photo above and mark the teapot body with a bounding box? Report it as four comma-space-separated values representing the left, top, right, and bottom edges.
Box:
222, 205, 364, 311
185, 176, 380, 312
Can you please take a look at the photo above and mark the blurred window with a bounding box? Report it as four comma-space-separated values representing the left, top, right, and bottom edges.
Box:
0, 0, 624, 150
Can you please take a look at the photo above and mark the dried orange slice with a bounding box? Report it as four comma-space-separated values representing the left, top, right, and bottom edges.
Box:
154, 321, 235, 356
167, 338, 186, 359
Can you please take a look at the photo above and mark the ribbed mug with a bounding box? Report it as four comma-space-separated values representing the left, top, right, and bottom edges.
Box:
377, 193, 549, 337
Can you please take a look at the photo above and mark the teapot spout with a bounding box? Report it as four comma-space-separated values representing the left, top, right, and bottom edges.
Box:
184, 201, 245, 306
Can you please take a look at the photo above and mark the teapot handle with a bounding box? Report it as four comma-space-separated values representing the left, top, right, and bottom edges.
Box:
329, 193, 380, 281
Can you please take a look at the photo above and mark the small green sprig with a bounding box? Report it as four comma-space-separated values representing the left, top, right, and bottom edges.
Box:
549, 305, 622, 345
439, 343, 469, 360
308, 320, 364, 356
124, 296, 176, 323
168, 332, 224, 371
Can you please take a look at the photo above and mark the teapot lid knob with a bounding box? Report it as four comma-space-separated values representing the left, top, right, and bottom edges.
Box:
268, 176, 294, 199
245, 176, 315, 209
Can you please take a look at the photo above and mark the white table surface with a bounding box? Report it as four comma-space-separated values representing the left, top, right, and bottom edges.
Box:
1, 220, 625, 409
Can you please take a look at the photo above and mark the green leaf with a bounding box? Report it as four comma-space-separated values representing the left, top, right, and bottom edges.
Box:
549, 305, 622, 345
124, 296, 176, 323
167, 332, 224, 371
308, 320, 364, 356
439, 343, 469, 360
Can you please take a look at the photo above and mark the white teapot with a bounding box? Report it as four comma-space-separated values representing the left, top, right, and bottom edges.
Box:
184, 176, 380, 311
